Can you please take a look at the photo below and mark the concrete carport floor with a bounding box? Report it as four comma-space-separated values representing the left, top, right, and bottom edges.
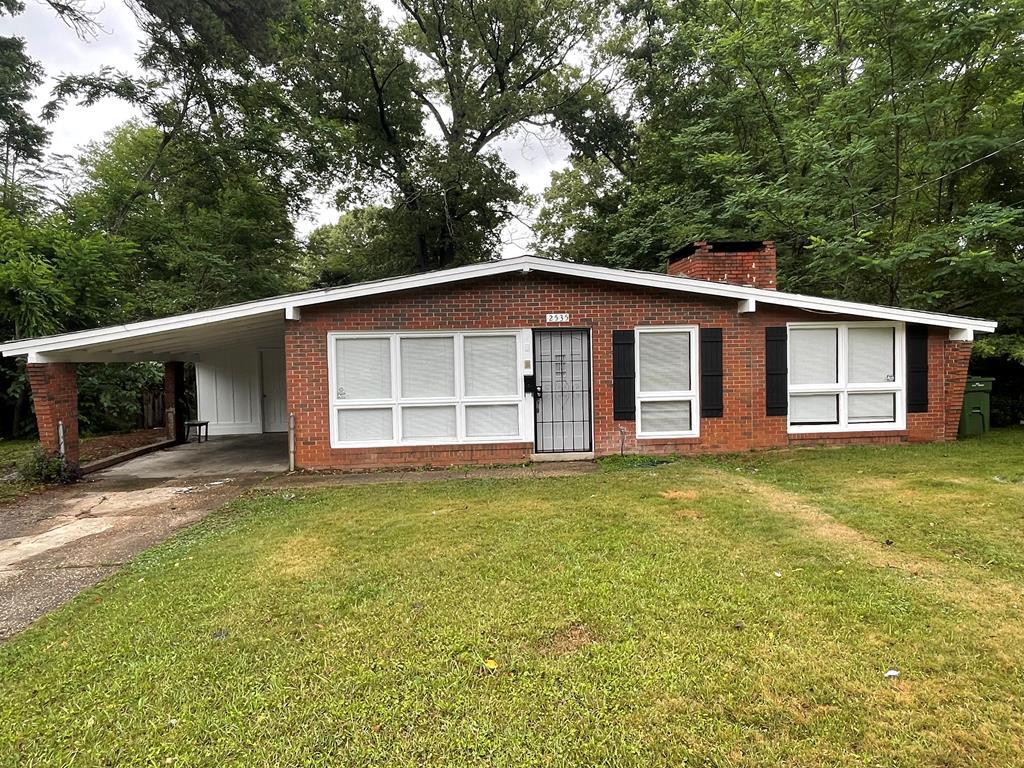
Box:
0, 434, 287, 639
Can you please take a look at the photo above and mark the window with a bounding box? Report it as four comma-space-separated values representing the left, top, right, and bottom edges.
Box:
788, 322, 903, 433
635, 326, 699, 438
329, 331, 525, 447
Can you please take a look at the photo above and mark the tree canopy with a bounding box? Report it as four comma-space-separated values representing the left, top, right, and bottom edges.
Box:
1, 0, 1023, 437
539, 0, 1024, 353
278, 0, 604, 274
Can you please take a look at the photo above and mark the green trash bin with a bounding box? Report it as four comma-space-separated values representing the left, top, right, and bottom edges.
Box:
958, 377, 994, 437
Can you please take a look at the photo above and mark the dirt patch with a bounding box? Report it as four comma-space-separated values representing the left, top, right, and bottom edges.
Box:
660, 489, 700, 501
541, 621, 598, 656
268, 536, 337, 579
848, 477, 903, 490
80, 430, 169, 464
659, 489, 704, 519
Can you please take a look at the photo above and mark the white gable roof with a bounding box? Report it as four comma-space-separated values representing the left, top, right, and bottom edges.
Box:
0, 255, 996, 361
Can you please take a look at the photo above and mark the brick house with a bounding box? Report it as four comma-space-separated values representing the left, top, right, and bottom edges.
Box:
0, 243, 996, 471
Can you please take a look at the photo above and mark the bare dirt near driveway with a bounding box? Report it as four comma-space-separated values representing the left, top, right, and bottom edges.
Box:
80, 428, 170, 464
0, 473, 261, 639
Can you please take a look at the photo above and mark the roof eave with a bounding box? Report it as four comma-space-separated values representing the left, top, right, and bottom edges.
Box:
0, 255, 997, 358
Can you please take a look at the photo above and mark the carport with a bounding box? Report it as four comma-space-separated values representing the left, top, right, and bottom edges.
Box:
0, 299, 298, 472
99, 434, 289, 479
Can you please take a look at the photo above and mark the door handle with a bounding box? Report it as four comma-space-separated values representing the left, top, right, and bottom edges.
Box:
524, 374, 540, 398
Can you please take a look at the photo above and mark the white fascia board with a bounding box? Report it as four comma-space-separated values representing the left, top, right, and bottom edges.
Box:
1, 308, 285, 357
516, 257, 998, 333
0, 255, 996, 358
0, 259, 528, 357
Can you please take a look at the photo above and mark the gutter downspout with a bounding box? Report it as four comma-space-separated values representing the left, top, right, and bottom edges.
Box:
288, 413, 296, 472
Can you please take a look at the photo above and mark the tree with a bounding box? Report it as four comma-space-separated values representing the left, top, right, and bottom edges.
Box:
540, 0, 1024, 353
306, 207, 418, 285
0, 5, 49, 215
0, 209, 139, 437
65, 122, 305, 318
0, 0, 308, 437
281, 0, 603, 274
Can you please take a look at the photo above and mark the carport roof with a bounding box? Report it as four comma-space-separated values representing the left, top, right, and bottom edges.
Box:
0, 255, 997, 362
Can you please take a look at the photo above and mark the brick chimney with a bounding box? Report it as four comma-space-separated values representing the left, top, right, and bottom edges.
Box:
667, 241, 777, 290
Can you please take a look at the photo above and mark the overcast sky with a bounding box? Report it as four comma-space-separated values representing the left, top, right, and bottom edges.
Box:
6, 0, 571, 255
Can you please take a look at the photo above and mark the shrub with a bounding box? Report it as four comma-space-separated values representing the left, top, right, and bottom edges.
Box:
18, 447, 76, 484
598, 454, 676, 471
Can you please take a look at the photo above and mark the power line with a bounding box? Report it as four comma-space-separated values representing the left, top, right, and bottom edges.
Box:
858, 135, 1024, 217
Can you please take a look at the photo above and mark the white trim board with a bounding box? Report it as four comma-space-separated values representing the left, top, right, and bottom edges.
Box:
0, 255, 996, 359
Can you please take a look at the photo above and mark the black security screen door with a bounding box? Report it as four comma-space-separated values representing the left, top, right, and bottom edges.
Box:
533, 329, 593, 453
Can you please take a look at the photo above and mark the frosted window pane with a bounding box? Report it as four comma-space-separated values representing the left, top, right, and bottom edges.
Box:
638, 332, 690, 393
401, 337, 455, 398
790, 394, 839, 424
465, 404, 520, 437
401, 406, 457, 439
848, 393, 896, 423
464, 336, 518, 397
640, 400, 691, 433
848, 327, 895, 384
336, 338, 391, 400
337, 408, 393, 442
790, 328, 838, 385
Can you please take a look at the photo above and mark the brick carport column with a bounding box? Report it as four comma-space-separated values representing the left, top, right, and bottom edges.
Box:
26, 361, 80, 470
163, 361, 187, 444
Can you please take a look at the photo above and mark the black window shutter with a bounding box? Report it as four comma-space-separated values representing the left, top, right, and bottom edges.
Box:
700, 328, 724, 417
765, 327, 788, 416
612, 330, 635, 421
907, 324, 929, 413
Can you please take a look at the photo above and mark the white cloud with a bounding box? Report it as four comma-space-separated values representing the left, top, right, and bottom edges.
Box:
9, 1, 146, 159
493, 125, 571, 256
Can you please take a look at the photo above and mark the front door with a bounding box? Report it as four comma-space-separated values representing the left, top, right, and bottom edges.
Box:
260, 349, 288, 433
533, 329, 593, 453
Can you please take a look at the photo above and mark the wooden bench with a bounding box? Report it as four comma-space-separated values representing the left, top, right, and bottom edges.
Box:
184, 420, 210, 443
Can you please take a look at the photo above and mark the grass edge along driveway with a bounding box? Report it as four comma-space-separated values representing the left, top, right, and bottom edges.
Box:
3, 430, 1024, 767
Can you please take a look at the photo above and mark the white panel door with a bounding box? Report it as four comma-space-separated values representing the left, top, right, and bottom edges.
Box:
261, 349, 288, 433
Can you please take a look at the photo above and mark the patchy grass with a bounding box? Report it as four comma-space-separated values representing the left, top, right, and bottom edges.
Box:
0, 430, 169, 505
710, 428, 1024, 586
0, 438, 41, 503
2, 431, 1024, 766
598, 452, 675, 470
0, 437, 36, 470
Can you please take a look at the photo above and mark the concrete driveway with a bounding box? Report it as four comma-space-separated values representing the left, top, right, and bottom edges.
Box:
0, 435, 287, 639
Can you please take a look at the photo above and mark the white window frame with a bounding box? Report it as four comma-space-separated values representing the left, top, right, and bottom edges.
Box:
635, 325, 700, 439
787, 321, 906, 434
328, 330, 529, 449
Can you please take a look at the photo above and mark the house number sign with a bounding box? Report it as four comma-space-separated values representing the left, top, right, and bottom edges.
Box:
545, 313, 570, 323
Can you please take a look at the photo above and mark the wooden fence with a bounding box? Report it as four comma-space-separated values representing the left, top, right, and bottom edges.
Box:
139, 389, 165, 429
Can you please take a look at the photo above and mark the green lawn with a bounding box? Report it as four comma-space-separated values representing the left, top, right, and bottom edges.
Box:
3, 432, 1024, 766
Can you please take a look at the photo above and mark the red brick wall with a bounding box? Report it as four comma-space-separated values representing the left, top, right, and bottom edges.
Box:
27, 362, 80, 468
284, 273, 971, 470
668, 241, 778, 290
943, 341, 973, 439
